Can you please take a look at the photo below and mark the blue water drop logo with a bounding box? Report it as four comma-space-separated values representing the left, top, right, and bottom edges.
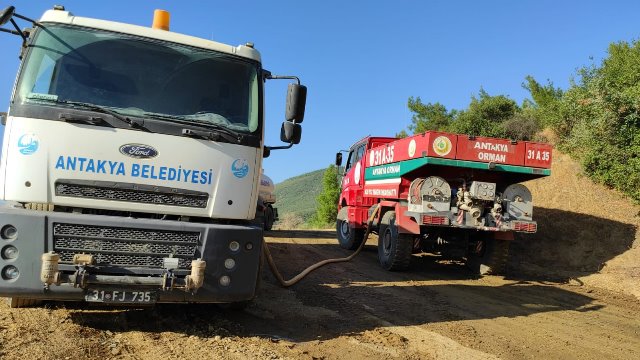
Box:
17, 134, 39, 155
231, 159, 249, 178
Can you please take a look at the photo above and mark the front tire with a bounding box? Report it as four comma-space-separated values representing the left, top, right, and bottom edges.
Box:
336, 207, 365, 250
377, 211, 413, 271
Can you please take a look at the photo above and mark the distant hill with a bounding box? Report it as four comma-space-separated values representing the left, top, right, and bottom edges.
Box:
274, 168, 324, 221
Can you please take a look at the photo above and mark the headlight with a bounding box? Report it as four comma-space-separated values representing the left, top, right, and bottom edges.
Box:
1, 246, 18, 260
1, 225, 17, 240
1, 265, 19, 280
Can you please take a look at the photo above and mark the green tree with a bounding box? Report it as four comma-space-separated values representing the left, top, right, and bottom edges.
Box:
448, 90, 520, 138
564, 40, 640, 201
396, 129, 409, 138
406, 97, 455, 133
525, 39, 640, 201
310, 165, 341, 227
521, 75, 564, 135
522, 75, 563, 109
402, 90, 539, 141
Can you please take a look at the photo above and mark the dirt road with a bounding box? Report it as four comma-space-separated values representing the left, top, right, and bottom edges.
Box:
1, 230, 639, 359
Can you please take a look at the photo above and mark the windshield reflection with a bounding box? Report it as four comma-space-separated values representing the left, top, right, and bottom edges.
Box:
18, 25, 260, 133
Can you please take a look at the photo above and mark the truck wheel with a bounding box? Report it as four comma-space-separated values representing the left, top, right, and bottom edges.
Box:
336, 207, 365, 250
264, 206, 274, 231
465, 237, 510, 275
6, 297, 42, 308
377, 211, 413, 271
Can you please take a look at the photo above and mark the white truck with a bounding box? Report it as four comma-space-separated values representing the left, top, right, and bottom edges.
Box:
0, 6, 306, 307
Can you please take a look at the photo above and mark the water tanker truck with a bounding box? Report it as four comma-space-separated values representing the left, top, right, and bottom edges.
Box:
335, 131, 552, 274
258, 172, 278, 231
0, 6, 306, 307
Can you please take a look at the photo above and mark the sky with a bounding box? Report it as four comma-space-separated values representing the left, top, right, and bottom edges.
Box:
0, 1, 638, 183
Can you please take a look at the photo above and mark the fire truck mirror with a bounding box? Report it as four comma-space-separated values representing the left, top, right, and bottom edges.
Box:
335, 152, 342, 167
280, 121, 301, 144
285, 83, 307, 123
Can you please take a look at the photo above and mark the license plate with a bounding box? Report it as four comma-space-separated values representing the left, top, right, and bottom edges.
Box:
85, 289, 157, 304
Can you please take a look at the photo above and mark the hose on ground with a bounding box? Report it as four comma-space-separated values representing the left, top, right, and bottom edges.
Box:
263, 204, 380, 287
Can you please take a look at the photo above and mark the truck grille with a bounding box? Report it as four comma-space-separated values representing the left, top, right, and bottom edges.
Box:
52, 223, 200, 269
55, 181, 209, 208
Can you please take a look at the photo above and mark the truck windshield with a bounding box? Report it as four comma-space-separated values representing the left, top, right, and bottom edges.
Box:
16, 24, 260, 133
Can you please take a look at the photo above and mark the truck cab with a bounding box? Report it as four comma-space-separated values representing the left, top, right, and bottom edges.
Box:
0, 6, 305, 307
336, 136, 394, 248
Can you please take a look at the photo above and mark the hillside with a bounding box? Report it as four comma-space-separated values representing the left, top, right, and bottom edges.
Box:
274, 168, 324, 221
512, 150, 640, 298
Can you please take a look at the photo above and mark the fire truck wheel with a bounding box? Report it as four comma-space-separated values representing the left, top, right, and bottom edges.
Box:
6, 297, 42, 308
336, 207, 365, 250
378, 211, 412, 271
465, 237, 510, 275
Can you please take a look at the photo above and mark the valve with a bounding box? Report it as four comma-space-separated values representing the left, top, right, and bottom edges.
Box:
185, 259, 206, 292
40, 252, 60, 286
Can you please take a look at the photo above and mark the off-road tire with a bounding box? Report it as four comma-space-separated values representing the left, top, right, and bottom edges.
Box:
336, 207, 365, 250
377, 211, 413, 271
465, 237, 510, 275
6, 297, 42, 308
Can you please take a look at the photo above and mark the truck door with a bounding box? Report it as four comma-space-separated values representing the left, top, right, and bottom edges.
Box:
341, 143, 366, 206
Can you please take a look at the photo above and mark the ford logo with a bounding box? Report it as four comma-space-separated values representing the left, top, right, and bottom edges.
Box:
119, 144, 158, 159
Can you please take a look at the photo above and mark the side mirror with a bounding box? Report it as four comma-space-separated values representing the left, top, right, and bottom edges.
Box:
335, 153, 342, 167
0, 112, 6, 126
280, 121, 301, 144
0, 6, 15, 27
285, 83, 307, 123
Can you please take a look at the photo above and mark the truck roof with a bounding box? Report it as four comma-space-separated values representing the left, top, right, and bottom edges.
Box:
39, 9, 262, 63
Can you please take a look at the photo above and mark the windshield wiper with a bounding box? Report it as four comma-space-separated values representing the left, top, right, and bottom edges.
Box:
58, 113, 105, 125
30, 97, 150, 131
144, 112, 245, 144
181, 127, 243, 144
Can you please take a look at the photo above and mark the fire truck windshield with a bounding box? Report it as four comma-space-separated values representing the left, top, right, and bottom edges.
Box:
16, 24, 260, 133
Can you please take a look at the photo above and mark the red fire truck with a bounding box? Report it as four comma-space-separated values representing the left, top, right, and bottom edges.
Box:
335, 131, 552, 274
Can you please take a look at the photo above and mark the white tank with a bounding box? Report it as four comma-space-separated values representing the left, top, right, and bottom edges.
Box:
259, 173, 276, 204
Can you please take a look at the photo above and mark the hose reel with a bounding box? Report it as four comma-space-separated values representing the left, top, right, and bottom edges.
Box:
502, 184, 533, 220
408, 176, 452, 213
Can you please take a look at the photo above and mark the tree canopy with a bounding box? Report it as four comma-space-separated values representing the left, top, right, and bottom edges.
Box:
401, 39, 640, 202
403, 89, 540, 141
310, 165, 341, 227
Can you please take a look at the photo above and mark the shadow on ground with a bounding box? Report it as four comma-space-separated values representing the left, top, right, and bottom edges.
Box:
509, 207, 637, 280
63, 207, 634, 342
64, 272, 602, 343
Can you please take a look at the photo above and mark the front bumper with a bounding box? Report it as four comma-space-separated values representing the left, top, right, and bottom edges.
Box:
0, 207, 263, 303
